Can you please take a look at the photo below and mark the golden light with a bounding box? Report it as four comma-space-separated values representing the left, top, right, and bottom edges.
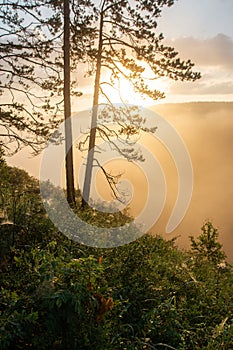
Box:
100, 75, 170, 106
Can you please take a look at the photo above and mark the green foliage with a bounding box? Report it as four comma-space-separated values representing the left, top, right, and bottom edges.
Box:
0, 246, 110, 349
0, 165, 233, 349
0, 165, 55, 249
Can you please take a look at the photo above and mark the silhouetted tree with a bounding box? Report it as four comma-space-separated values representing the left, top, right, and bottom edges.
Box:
63, 0, 76, 205
0, 0, 91, 203
81, 0, 201, 205
0, 0, 64, 154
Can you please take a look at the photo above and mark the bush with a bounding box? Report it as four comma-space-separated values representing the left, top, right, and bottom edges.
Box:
1, 164, 233, 349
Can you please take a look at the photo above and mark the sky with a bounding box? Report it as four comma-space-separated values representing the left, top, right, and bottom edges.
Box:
73, 0, 233, 109
155, 0, 233, 103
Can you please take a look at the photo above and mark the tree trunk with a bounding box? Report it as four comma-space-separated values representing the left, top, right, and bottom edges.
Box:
64, 0, 75, 206
82, 11, 104, 207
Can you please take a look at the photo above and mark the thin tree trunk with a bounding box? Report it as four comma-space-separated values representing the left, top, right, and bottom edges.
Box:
82, 10, 104, 207
64, 0, 75, 206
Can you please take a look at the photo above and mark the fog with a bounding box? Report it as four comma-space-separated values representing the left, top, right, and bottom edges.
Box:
150, 102, 233, 261
8, 102, 233, 262
92, 102, 233, 261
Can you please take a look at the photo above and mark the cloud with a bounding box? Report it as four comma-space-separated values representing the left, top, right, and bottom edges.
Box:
169, 79, 233, 95
71, 34, 233, 100
166, 34, 233, 70
163, 34, 233, 96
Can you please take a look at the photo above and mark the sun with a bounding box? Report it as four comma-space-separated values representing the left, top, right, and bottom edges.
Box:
100, 75, 170, 106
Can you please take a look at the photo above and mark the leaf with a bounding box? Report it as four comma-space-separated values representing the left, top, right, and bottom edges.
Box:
212, 317, 228, 338
56, 298, 62, 308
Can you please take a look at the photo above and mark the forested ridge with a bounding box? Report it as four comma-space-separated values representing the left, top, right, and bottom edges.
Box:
1, 160, 233, 350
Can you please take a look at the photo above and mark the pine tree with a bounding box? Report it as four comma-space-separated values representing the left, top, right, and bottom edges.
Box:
80, 0, 201, 205
0, 0, 91, 203
190, 222, 226, 265
0, 0, 64, 154
63, 0, 76, 205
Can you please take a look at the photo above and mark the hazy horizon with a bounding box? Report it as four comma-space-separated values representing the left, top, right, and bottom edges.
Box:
6, 101, 233, 262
